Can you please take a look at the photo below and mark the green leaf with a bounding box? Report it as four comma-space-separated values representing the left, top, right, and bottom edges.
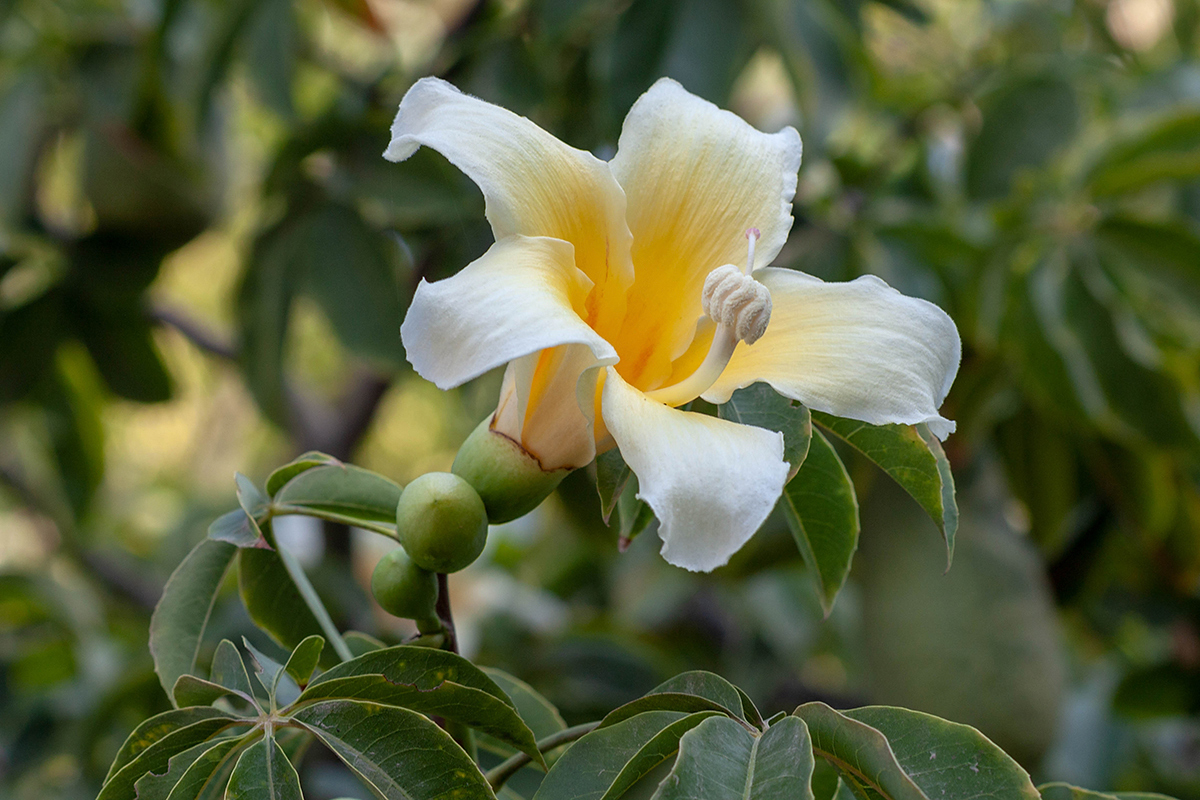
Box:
616, 477, 657, 548
162, 737, 247, 800
344, 630, 387, 656
296, 646, 543, 767
211, 640, 260, 708
281, 635, 324, 691
534, 711, 719, 800
780, 428, 859, 614
652, 714, 815, 800
595, 447, 632, 524
237, 547, 336, 668
1039, 783, 1180, 800
131, 739, 242, 800
796, 703, 1043, 800
244, 0, 297, 118
793, 703, 926, 800
266, 451, 341, 496
105, 707, 234, 782
236, 473, 269, 520
238, 216, 297, 425
480, 668, 568, 760
75, 301, 173, 403
289, 699, 495, 799
273, 463, 403, 531
1086, 111, 1200, 196
208, 509, 261, 548
650, 671, 747, 720
149, 539, 238, 703
812, 412, 957, 566
242, 638, 287, 698
98, 717, 242, 800
172, 675, 254, 710
965, 74, 1079, 199
718, 383, 813, 479
225, 735, 302, 800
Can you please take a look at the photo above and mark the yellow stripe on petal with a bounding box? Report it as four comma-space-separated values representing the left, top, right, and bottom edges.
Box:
386, 78, 634, 337
701, 268, 961, 439
609, 78, 802, 392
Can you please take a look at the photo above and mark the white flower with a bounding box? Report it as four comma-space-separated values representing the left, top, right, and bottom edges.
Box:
388, 77, 960, 572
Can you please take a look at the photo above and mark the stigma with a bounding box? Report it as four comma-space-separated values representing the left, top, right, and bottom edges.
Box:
646, 229, 772, 406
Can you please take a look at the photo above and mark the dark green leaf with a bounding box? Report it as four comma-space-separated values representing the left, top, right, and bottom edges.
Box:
297, 645, 543, 767
595, 448, 632, 524
163, 737, 248, 800
780, 428, 859, 615
793, 703, 926, 800
266, 451, 341, 496
649, 671, 746, 720
211, 640, 260, 707
131, 739, 238, 800
273, 463, 402, 530
600, 693, 745, 729
149, 539, 238, 703
105, 707, 233, 782
718, 383, 813, 479
98, 718, 241, 800
242, 638, 287, 698
289, 699, 494, 799
1039, 785, 1179, 800
236, 473, 269, 520
344, 630, 387, 656
1087, 111, 1200, 196
534, 711, 719, 800
966, 75, 1079, 199
480, 667, 568, 760
75, 302, 173, 403
653, 714, 815, 800
237, 547, 336, 668
225, 735, 302, 800
281, 635, 324, 691
238, 218, 298, 425
813, 412, 957, 566
208, 509, 261, 548
244, 0, 296, 118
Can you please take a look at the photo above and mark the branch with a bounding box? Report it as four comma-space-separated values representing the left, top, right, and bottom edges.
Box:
485, 722, 600, 790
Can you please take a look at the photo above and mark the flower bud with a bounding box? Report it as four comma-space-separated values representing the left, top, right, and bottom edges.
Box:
396, 472, 489, 573
452, 418, 570, 523
371, 548, 439, 628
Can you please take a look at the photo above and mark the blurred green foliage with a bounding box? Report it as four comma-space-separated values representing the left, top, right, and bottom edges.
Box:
1, 0, 1199, 797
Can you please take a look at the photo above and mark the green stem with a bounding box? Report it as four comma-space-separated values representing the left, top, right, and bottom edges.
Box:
275, 542, 354, 663
270, 505, 398, 540
485, 722, 600, 791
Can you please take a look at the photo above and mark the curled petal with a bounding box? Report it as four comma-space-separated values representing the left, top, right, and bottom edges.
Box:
401, 236, 617, 391
386, 78, 633, 335
601, 368, 789, 572
702, 269, 961, 439
609, 78, 802, 390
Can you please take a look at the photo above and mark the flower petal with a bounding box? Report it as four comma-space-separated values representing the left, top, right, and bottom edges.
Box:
702, 269, 961, 439
492, 344, 609, 470
386, 77, 633, 335
401, 235, 617, 391
609, 78, 802, 391
601, 368, 789, 572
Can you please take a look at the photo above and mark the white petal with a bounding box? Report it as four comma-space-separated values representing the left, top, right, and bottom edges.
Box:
601, 368, 789, 572
702, 269, 961, 439
386, 78, 633, 335
400, 235, 617, 391
608, 78, 803, 391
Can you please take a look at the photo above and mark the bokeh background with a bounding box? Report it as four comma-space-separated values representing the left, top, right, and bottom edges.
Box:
2, 0, 1199, 797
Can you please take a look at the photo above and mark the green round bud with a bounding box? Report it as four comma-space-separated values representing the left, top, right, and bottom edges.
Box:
396, 472, 489, 573
452, 418, 570, 524
370, 548, 438, 623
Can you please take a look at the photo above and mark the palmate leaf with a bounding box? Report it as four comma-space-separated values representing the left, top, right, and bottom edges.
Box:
295, 645, 543, 766
780, 428, 859, 615
653, 715, 814, 800
149, 539, 238, 703
131, 738, 243, 800
272, 463, 403, 534
225, 735, 303, 800
290, 699, 495, 800
237, 546, 339, 669
795, 703, 1040, 800
533, 711, 721, 800
812, 412, 957, 567
98, 716, 244, 800
105, 707, 235, 782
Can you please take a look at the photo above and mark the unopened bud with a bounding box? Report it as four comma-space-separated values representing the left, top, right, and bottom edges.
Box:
396, 472, 489, 573
452, 417, 570, 523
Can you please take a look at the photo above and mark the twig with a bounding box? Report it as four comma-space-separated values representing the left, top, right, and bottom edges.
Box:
435, 572, 457, 654
485, 722, 600, 791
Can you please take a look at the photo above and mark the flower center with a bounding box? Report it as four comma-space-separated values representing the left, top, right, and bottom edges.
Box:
645, 229, 772, 407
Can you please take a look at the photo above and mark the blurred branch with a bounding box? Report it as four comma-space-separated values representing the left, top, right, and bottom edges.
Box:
148, 303, 237, 360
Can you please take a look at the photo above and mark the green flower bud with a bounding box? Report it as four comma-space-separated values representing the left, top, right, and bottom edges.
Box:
452, 418, 570, 524
370, 548, 439, 626
396, 472, 489, 573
